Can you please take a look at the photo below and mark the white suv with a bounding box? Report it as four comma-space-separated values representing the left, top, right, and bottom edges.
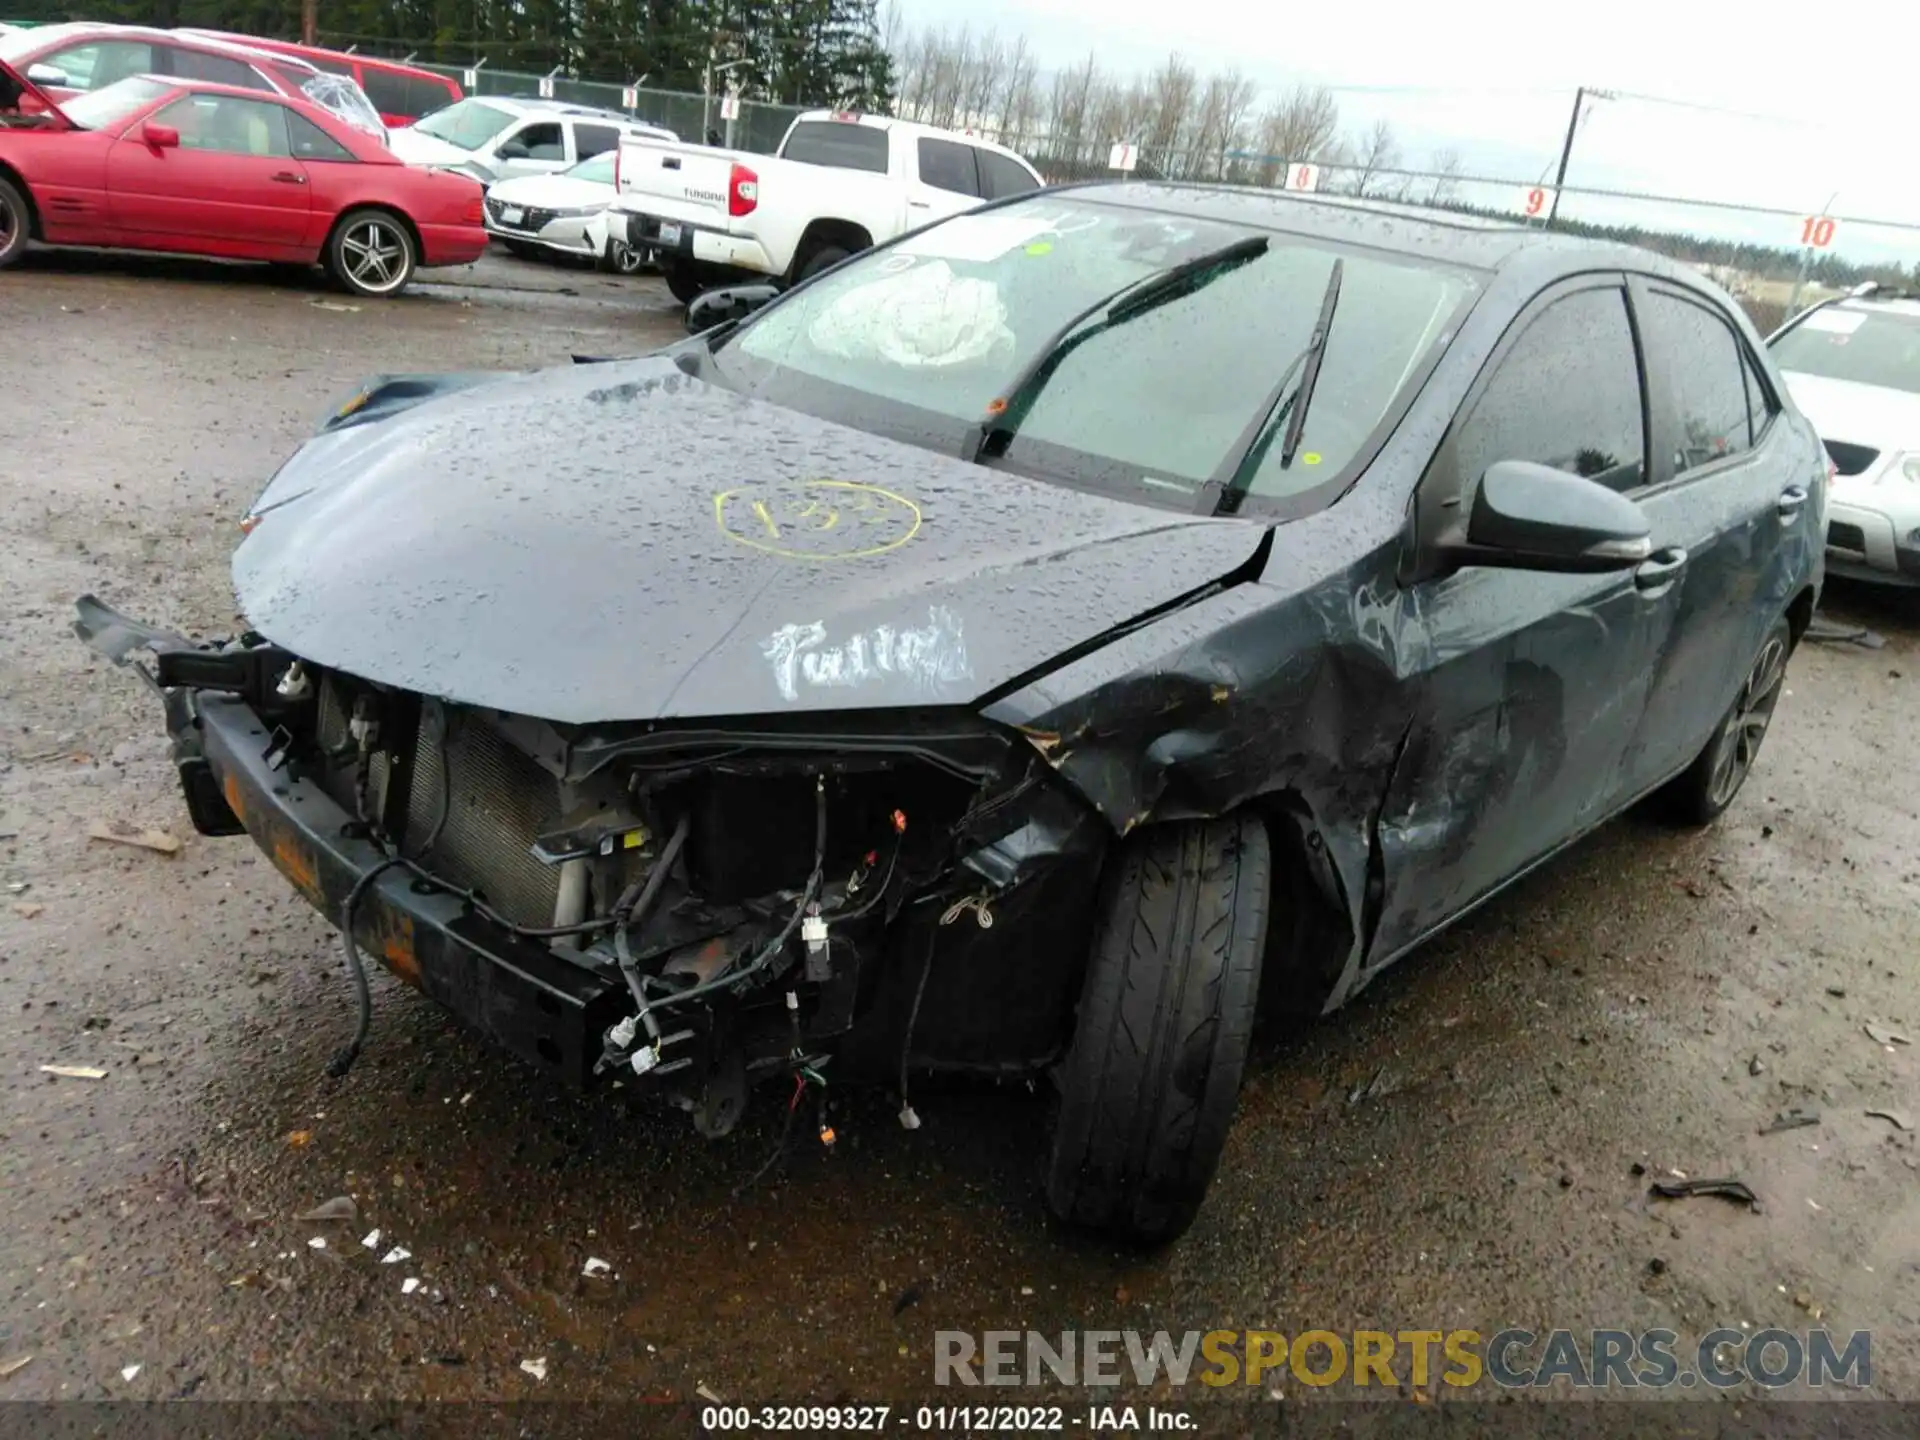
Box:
1769, 283, 1920, 586
387, 95, 678, 185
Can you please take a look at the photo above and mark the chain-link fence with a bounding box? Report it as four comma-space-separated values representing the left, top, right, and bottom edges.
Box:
411, 62, 806, 156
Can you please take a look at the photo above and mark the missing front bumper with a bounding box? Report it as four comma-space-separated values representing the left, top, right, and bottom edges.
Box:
176, 693, 626, 1088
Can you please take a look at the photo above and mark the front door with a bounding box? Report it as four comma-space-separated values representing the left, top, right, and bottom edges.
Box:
1616, 278, 1815, 797
107, 92, 311, 255
489, 119, 568, 180
1371, 278, 1673, 965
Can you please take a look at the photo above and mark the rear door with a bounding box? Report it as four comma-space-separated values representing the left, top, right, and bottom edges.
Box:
106, 91, 311, 255
1372, 276, 1669, 964
909, 135, 982, 225
1614, 277, 1813, 794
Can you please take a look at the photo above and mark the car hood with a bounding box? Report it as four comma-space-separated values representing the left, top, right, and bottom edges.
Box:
234, 357, 1270, 725
488, 172, 612, 208
385, 126, 475, 169
1780, 370, 1920, 456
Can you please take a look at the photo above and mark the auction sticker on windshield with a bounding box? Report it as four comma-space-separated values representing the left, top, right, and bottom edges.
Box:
895, 212, 1071, 264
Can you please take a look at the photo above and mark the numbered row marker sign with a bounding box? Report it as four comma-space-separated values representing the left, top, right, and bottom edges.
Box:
1521, 185, 1557, 219
720, 93, 741, 121
538, 74, 555, 98
1108, 142, 1139, 172
621, 86, 638, 109
1800, 215, 1838, 249
462, 68, 478, 89
1283, 163, 1320, 193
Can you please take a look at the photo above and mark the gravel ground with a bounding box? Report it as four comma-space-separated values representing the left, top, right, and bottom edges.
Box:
2, 243, 1918, 1429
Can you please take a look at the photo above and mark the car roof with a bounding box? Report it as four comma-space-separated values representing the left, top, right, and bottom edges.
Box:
175, 30, 451, 80
1055, 180, 1714, 283
792, 108, 1037, 167
466, 94, 640, 123
16, 21, 320, 74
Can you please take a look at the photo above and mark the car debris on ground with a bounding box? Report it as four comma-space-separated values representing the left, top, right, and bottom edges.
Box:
1649, 1177, 1762, 1211
519, 1358, 548, 1381
297, 1197, 359, 1222
39, 1064, 108, 1080
1866, 1108, 1914, 1132
1759, 1107, 1821, 1135
85, 820, 181, 855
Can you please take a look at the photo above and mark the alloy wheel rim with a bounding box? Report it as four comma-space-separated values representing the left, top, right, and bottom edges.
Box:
1707, 634, 1787, 807
341, 220, 407, 293
614, 243, 643, 274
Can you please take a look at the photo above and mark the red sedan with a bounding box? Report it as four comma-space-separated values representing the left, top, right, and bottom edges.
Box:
0, 61, 486, 296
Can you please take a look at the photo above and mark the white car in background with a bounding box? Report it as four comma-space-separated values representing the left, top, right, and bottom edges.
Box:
1769, 283, 1920, 586
388, 94, 675, 186
485, 148, 652, 271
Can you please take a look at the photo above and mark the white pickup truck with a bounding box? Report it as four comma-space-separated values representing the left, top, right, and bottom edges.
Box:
599, 109, 1045, 302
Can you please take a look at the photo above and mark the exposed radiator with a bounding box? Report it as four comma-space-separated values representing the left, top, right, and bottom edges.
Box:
404, 709, 567, 929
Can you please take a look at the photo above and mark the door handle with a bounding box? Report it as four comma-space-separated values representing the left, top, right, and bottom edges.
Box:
1777, 485, 1808, 518
1634, 546, 1688, 591
271, 171, 306, 185
908, 199, 931, 208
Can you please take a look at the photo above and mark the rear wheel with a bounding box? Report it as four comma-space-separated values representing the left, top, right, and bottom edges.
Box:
611, 241, 646, 275
1660, 615, 1793, 825
328, 209, 416, 298
1045, 814, 1271, 1246
796, 243, 852, 281
0, 176, 31, 269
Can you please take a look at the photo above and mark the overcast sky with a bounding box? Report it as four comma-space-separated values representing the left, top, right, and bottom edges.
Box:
898, 0, 1919, 267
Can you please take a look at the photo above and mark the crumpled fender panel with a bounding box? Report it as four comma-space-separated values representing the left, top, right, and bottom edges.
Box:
983, 507, 1433, 1015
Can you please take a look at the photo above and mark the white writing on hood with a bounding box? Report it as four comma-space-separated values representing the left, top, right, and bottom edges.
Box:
762, 606, 973, 702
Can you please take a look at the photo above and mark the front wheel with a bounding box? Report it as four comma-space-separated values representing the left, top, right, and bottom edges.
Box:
328, 209, 416, 298
1045, 814, 1271, 1246
660, 261, 703, 304
0, 176, 31, 269
1660, 615, 1793, 825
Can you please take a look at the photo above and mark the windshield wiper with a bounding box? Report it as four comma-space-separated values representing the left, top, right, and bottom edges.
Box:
965, 235, 1269, 465
1193, 257, 1344, 517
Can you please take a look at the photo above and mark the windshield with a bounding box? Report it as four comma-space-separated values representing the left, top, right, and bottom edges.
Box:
717, 196, 1476, 509
1772, 305, 1920, 397
567, 150, 615, 184
58, 76, 170, 130
300, 73, 384, 138
412, 97, 513, 151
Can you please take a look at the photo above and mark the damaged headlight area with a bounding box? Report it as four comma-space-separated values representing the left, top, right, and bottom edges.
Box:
81, 602, 1110, 1141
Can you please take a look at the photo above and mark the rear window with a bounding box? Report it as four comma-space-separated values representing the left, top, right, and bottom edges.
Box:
360, 66, 411, 116
1771, 306, 1920, 397
781, 120, 889, 174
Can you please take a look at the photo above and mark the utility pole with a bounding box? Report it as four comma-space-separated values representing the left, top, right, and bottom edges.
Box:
1545, 87, 1615, 228
301, 0, 316, 46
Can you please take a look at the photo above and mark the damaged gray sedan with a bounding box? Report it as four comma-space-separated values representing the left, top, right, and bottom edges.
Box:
76, 183, 1826, 1244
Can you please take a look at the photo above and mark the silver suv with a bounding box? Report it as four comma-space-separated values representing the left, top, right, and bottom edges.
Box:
387, 94, 679, 184
1769, 283, 1920, 586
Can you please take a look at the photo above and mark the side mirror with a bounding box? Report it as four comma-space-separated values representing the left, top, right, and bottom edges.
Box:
685, 282, 781, 334
25, 63, 69, 88
142, 122, 180, 150
1453, 460, 1652, 573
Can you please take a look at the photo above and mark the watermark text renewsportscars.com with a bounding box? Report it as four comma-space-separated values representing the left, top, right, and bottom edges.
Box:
934, 1328, 1871, 1391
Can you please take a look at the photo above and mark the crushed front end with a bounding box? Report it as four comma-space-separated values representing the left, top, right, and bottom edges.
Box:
73, 596, 1108, 1132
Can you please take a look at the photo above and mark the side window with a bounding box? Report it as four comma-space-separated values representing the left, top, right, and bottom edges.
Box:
977, 149, 1040, 199
503, 121, 564, 160
288, 111, 355, 162
916, 137, 980, 197
44, 41, 155, 92
360, 67, 412, 117
156, 93, 291, 158
1451, 286, 1646, 495
1638, 290, 1754, 470
168, 48, 269, 91
573, 123, 620, 159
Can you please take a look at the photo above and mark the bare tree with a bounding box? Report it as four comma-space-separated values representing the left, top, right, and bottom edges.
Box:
1046, 51, 1103, 175
1353, 118, 1400, 197
1428, 146, 1464, 206
1141, 52, 1197, 176
997, 35, 1041, 149
961, 29, 1005, 130
1251, 84, 1340, 187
